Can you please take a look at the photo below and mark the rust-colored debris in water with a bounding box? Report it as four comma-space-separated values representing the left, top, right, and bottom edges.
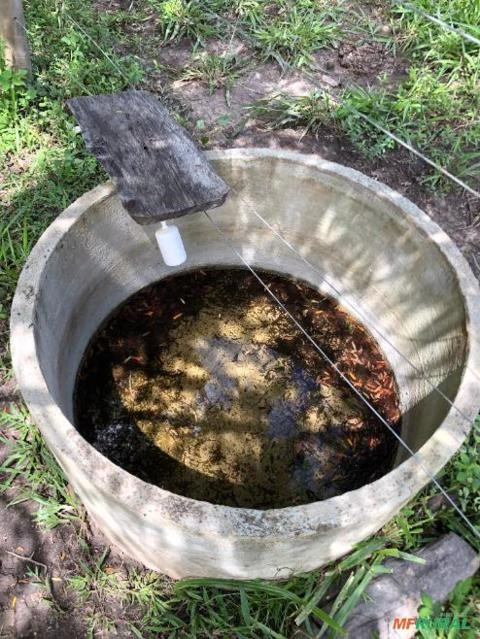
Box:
74, 269, 401, 509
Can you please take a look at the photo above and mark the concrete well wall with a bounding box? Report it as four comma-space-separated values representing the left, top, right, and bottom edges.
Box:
10, 149, 480, 578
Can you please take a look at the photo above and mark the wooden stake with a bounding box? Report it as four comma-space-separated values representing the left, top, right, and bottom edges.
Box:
0, 0, 32, 77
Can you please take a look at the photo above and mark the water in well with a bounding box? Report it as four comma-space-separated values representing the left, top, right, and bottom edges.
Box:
74, 268, 401, 508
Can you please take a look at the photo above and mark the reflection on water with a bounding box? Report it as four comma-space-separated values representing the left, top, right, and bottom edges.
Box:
74, 269, 401, 508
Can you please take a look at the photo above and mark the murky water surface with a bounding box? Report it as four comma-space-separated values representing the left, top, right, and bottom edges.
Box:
74, 269, 401, 508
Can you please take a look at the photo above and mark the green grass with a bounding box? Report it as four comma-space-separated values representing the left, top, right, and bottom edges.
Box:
247, 0, 480, 191
336, 67, 480, 189
1, 0, 480, 636
251, 2, 340, 68
1, 407, 479, 636
148, 0, 220, 44
180, 51, 247, 94
62, 532, 433, 638
0, 0, 142, 330
250, 73, 480, 189
416, 581, 479, 639
0, 407, 83, 528
248, 89, 333, 134
147, 0, 343, 67
392, 0, 480, 64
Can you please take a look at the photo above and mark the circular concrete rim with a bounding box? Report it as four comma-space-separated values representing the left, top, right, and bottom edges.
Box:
10, 148, 480, 540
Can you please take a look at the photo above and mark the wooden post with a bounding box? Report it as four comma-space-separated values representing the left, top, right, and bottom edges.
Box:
0, 0, 32, 76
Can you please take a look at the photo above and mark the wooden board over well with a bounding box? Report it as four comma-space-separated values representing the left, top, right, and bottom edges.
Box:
67, 91, 229, 225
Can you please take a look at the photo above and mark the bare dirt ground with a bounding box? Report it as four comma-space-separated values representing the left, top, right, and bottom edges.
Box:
134, 26, 479, 280
1, 6, 479, 636
0, 493, 86, 638
0, 487, 146, 638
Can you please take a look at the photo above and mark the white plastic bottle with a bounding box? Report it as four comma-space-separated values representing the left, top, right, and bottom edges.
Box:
155, 221, 187, 266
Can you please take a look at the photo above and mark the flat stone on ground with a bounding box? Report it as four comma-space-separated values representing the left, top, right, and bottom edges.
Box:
343, 533, 480, 638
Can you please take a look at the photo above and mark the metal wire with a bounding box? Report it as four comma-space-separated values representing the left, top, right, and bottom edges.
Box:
229, 180, 480, 391
62, 6, 480, 201
392, 1, 480, 48
204, 209, 480, 539
205, 5, 480, 200
337, 106, 480, 200
64, 15, 133, 84
61, 6, 480, 405
61, 5, 480, 535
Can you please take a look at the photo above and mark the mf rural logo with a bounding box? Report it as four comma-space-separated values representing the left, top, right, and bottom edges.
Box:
392, 616, 472, 631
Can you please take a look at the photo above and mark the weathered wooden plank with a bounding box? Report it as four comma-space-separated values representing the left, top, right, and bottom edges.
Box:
0, 0, 32, 77
67, 91, 229, 225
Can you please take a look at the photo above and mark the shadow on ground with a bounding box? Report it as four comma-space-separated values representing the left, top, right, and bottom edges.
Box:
0, 495, 86, 638
1, 46, 479, 633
